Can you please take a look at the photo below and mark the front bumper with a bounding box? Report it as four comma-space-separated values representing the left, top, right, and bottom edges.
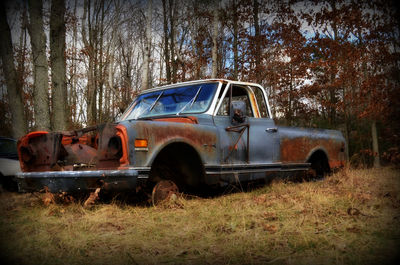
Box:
16, 169, 141, 193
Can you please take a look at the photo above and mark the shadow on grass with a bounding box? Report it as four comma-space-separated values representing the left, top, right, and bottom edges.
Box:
96, 173, 317, 207
1, 170, 330, 209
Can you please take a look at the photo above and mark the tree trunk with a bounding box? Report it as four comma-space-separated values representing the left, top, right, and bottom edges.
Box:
371, 120, 380, 168
211, 2, 218, 78
162, 0, 171, 83
169, 0, 177, 83
0, 2, 27, 138
82, 0, 97, 125
287, 63, 293, 125
97, 2, 105, 123
253, 0, 261, 83
50, 0, 67, 131
232, 0, 238, 80
70, 0, 78, 125
328, 0, 338, 127
27, 0, 51, 131
142, 0, 152, 90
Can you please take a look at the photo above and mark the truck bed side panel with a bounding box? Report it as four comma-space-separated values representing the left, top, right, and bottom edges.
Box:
278, 126, 345, 169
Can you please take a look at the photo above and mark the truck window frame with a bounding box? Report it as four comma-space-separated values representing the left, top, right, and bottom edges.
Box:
214, 84, 259, 118
249, 85, 270, 118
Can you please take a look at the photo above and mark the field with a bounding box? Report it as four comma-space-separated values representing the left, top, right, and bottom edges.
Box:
0, 167, 399, 265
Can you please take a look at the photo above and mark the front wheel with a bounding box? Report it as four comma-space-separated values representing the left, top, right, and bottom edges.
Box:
151, 180, 179, 206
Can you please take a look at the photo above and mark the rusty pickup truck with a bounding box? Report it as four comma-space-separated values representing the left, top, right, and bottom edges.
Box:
16, 79, 345, 201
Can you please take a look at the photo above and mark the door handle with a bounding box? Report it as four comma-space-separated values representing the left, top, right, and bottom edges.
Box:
266, 128, 278, 133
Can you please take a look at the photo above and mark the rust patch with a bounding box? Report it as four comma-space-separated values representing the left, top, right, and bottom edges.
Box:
18, 132, 65, 172
152, 116, 198, 124
18, 123, 130, 172
131, 121, 218, 167
329, 159, 345, 169
61, 134, 95, 146
137, 121, 217, 152
96, 124, 128, 169
116, 124, 130, 166
18, 131, 49, 171
280, 136, 344, 168
64, 143, 97, 166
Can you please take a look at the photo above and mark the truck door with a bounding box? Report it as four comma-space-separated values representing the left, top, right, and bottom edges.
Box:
213, 84, 279, 166
213, 84, 248, 164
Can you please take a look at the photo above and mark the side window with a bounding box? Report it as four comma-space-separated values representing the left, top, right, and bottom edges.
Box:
216, 86, 254, 117
216, 97, 230, 116
251, 86, 269, 118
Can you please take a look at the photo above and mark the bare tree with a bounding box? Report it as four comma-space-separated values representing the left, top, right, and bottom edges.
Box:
168, 0, 179, 82
0, 2, 27, 138
81, 0, 106, 125
67, 0, 79, 126
231, 0, 239, 79
27, 0, 51, 130
141, 0, 152, 90
162, 0, 171, 83
211, 1, 219, 78
253, 0, 261, 83
50, 0, 67, 130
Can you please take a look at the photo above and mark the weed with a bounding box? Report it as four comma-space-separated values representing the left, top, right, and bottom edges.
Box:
0, 167, 399, 265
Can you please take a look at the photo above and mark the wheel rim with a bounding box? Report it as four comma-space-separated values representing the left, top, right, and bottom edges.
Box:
151, 180, 179, 206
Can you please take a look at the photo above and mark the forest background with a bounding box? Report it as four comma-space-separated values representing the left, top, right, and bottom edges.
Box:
0, 0, 399, 167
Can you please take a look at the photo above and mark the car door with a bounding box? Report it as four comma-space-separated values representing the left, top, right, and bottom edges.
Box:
213, 84, 279, 168
213, 84, 249, 164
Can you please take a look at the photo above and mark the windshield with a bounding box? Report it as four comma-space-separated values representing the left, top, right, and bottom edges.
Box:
120, 82, 218, 120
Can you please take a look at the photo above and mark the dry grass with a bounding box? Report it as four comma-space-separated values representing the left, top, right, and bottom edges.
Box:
0, 167, 399, 265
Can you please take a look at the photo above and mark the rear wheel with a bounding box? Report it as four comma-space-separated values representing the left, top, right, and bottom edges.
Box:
311, 158, 330, 178
308, 151, 331, 179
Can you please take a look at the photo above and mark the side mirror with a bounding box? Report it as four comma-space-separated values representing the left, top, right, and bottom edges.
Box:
230, 100, 247, 124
